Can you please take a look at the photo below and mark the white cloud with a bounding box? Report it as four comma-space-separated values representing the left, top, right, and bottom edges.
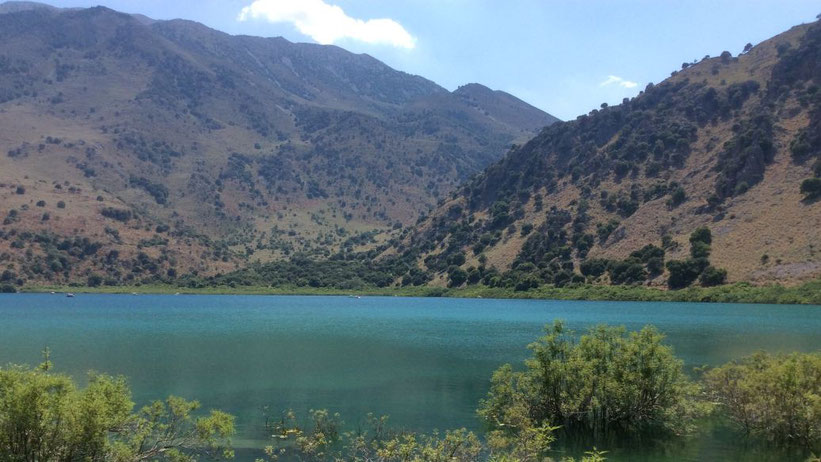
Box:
599, 75, 638, 89
238, 0, 416, 49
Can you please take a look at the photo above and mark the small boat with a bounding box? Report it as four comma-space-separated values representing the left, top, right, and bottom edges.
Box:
66, 293, 75, 298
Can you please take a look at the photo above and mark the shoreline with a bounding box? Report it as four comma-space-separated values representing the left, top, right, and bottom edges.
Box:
13, 280, 821, 305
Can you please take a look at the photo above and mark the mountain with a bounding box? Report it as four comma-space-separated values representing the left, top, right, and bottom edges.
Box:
0, 2, 556, 286
389, 19, 821, 289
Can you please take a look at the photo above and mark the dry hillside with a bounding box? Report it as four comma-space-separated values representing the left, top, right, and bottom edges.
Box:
0, 2, 557, 285
393, 21, 821, 289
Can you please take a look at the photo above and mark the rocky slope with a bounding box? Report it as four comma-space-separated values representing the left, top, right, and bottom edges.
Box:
391, 20, 821, 289
0, 2, 556, 285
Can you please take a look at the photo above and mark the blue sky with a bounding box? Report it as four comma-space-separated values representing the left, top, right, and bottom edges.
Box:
45, 0, 820, 120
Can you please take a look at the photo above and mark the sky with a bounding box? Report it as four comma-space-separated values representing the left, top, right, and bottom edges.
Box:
43, 0, 820, 120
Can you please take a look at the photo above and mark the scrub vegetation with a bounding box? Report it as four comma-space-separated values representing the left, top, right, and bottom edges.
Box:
0, 350, 235, 462
3, 326, 818, 461
1, 11, 820, 293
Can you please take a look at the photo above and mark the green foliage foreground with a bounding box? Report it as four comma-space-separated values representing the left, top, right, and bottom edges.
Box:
1, 327, 819, 461
705, 352, 821, 451
254, 409, 605, 462
478, 322, 707, 443
0, 354, 235, 462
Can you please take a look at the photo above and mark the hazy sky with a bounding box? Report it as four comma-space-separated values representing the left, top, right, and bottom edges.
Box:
43, 0, 820, 120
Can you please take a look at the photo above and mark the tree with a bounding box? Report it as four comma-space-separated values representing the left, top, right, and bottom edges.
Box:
87, 274, 104, 287
666, 226, 726, 288
699, 266, 727, 287
743, 43, 753, 53
0, 366, 132, 461
117, 397, 235, 461
580, 258, 609, 278
689, 227, 712, 246
479, 322, 704, 443
705, 352, 820, 451
448, 252, 467, 266
692, 231, 715, 264
448, 266, 468, 287
690, 241, 711, 259
608, 261, 647, 285
0, 359, 235, 461
666, 259, 706, 289
800, 177, 821, 200
666, 186, 686, 208
720, 51, 732, 63
101, 207, 133, 222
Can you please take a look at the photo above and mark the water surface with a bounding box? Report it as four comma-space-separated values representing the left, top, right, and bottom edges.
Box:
0, 294, 818, 460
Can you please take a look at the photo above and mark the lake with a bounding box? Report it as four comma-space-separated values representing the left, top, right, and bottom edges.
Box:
0, 294, 818, 460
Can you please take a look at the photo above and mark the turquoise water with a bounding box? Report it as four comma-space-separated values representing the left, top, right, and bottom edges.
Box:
0, 294, 819, 460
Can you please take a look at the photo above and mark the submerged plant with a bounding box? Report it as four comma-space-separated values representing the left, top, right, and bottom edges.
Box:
479, 321, 708, 443
705, 351, 821, 452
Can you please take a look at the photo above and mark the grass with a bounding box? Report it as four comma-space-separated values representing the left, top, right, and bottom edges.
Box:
17, 279, 821, 305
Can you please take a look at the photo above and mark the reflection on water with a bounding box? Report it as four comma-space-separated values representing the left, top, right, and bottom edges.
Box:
0, 294, 818, 461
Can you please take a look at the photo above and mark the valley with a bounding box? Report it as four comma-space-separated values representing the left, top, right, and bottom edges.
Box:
0, 2, 818, 298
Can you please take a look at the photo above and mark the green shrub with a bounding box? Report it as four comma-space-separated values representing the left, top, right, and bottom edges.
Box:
630, 244, 665, 264
705, 352, 820, 451
666, 259, 707, 289
667, 186, 686, 208
690, 241, 712, 259
0, 357, 235, 461
258, 410, 491, 462
448, 252, 467, 266
100, 207, 133, 222
714, 114, 775, 199
479, 322, 704, 441
596, 220, 620, 242
608, 260, 647, 285
689, 227, 712, 246
734, 181, 749, 195
129, 175, 169, 205
87, 274, 103, 287
645, 257, 665, 276
573, 233, 595, 258
699, 266, 727, 286
580, 258, 609, 278
448, 267, 468, 287
800, 177, 821, 200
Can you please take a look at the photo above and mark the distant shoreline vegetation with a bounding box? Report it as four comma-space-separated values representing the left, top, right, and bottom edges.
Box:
12, 279, 821, 305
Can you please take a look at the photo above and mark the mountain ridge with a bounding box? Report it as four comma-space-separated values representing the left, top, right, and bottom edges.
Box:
386, 20, 821, 290
0, 2, 557, 286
